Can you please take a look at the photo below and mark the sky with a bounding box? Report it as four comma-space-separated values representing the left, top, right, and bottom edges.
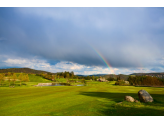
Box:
0, 7, 164, 75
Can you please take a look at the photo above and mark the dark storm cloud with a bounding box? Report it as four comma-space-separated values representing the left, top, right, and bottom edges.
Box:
0, 7, 164, 68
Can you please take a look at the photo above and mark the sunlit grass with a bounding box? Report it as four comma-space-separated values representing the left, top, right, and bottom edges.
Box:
0, 81, 164, 116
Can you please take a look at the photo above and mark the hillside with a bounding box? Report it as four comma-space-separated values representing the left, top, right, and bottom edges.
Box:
130, 72, 164, 79
77, 74, 113, 77
1, 68, 164, 79
0, 68, 55, 74
77, 74, 130, 81
103, 74, 129, 80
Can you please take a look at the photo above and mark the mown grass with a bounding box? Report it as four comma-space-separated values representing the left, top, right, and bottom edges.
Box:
0, 81, 164, 116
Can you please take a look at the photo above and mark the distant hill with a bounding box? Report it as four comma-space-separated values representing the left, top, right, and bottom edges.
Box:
76, 75, 88, 77
130, 72, 164, 75
79, 73, 164, 81
0, 68, 55, 74
77, 74, 130, 80
103, 74, 129, 80
130, 72, 164, 79
76, 74, 109, 77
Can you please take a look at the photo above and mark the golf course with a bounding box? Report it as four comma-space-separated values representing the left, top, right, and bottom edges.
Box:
1, 7, 164, 118
1, 74, 164, 116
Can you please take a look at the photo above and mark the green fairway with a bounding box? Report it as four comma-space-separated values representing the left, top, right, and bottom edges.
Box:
0, 81, 164, 116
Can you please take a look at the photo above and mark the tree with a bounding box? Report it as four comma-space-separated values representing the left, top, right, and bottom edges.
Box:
12, 73, 17, 87
107, 77, 115, 81
0, 74, 3, 86
54, 75, 57, 80
117, 76, 121, 81
22, 75, 27, 82
0, 73, 5, 86
86, 76, 90, 80
66, 73, 70, 79
18, 73, 23, 86
8, 76, 11, 87
62, 72, 64, 77
8, 72, 11, 76
52, 75, 55, 81
66, 78, 69, 83
95, 76, 98, 81
25, 74, 29, 85
92, 76, 95, 81
81, 79, 86, 86
7, 72, 12, 87
71, 71, 74, 79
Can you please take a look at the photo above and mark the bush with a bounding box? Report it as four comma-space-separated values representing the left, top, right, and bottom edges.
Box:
81, 79, 87, 85
107, 77, 116, 81
115, 81, 119, 85
115, 80, 129, 86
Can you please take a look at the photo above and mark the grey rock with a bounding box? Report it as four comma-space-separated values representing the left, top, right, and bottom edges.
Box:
124, 96, 135, 102
134, 100, 139, 103
138, 90, 153, 102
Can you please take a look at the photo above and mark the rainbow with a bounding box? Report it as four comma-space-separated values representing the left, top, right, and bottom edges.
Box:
90, 45, 115, 74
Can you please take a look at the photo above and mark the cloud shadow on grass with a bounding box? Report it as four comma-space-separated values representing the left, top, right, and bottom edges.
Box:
79, 92, 164, 116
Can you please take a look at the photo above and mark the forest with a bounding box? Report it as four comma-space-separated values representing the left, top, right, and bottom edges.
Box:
127, 75, 164, 86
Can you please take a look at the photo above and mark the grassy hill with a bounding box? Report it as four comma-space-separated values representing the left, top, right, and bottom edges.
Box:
0, 68, 55, 74
103, 74, 130, 81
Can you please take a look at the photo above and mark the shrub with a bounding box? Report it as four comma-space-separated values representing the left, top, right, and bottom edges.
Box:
115, 80, 129, 86
81, 79, 87, 85
107, 77, 116, 81
115, 81, 119, 85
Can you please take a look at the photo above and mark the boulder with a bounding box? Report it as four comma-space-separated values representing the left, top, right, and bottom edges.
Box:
124, 96, 135, 102
138, 90, 153, 102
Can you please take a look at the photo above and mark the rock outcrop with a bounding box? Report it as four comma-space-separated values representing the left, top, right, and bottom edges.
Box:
138, 90, 153, 102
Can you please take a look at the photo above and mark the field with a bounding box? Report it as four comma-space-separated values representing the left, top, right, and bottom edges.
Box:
1, 77, 164, 116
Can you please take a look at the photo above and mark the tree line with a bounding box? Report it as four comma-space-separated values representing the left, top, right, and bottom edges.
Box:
36, 71, 88, 85
37, 71, 101, 81
127, 75, 164, 86
36, 71, 75, 80
0, 72, 29, 87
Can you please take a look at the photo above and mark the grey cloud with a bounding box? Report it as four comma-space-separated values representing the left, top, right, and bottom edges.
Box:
0, 7, 164, 69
